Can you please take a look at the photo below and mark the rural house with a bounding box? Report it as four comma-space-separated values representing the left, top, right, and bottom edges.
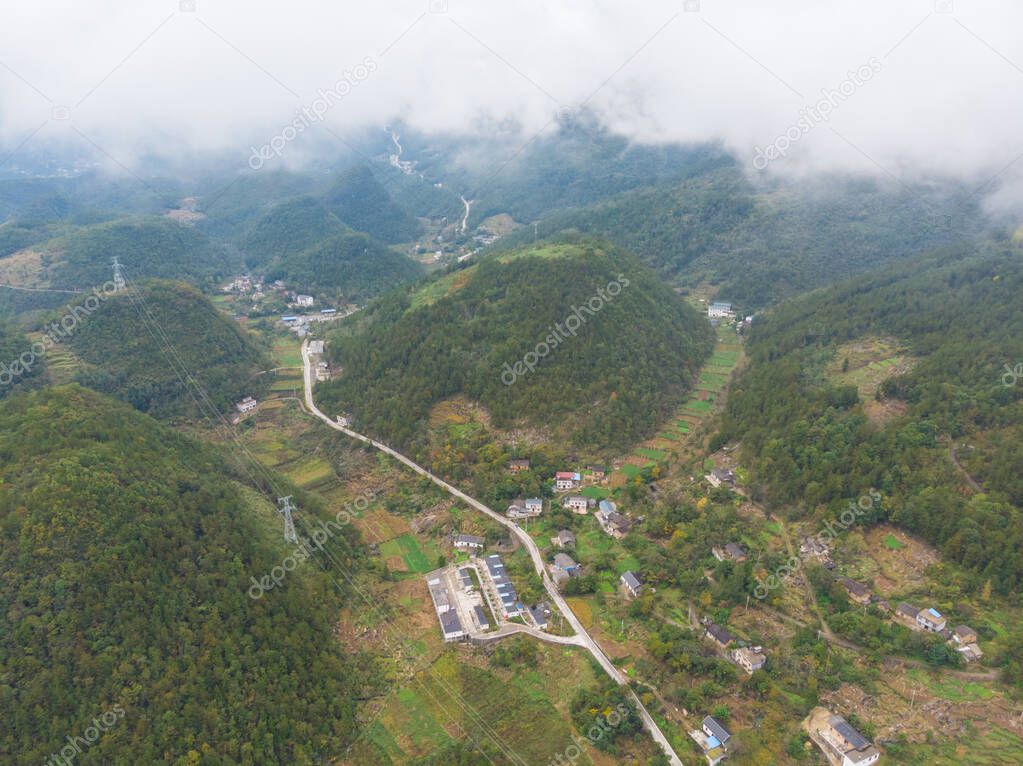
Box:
620, 571, 643, 599
508, 458, 530, 473
555, 471, 581, 490
563, 495, 590, 514
551, 529, 576, 548
453, 534, 485, 551
705, 623, 734, 649
732, 646, 767, 674
839, 577, 872, 606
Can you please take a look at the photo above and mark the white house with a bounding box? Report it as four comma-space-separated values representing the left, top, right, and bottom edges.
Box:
453, 534, 485, 551
732, 646, 766, 674
563, 495, 589, 514
555, 471, 581, 490
236, 396, 258, 413
707, 301, 735, 319
620, 571, 643, 599
916, 607, 947, 633
296, 294, 314, 307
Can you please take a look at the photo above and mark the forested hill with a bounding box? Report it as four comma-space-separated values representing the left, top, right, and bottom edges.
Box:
239, 195, 347, 266
240, 196, 424, 301
490, 168, 984, 308
323, 165, 423, 243
717, 237, 1023, 591
318, 240, 714, 452
0, 385, 363, 764
67, 280, 269, 417
47, 216, 236, 290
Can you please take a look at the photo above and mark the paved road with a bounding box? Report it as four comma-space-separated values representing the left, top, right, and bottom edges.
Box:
302, 340, 684, 766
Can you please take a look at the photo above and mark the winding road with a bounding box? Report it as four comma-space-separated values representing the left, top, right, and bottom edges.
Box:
302, 340, 684, 766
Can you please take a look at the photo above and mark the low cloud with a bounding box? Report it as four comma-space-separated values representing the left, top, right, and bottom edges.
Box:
1, 1, 1022, 208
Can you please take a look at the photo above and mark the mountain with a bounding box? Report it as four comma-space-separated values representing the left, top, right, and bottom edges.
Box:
323, 165, 423, 243
239, 195, 347, 266
717, 237, 1023, 591
47, 216, 236, 290
264, 230, 424, 303
66, 280, 269, 417
317, 238, 714, 450
490, 167, 985, 308
239, 195, 424, 301
0, 385, 363, 764
0, 321, 44, 397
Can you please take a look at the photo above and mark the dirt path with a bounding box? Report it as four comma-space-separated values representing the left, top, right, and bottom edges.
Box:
948, 440, 982, 492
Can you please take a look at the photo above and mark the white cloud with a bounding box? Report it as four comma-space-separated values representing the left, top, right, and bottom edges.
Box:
1, 0, 1022, 207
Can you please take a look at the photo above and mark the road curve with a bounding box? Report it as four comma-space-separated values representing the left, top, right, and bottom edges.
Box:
302, 340, 684, 766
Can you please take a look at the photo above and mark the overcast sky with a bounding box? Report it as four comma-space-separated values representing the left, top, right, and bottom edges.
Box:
2, 1, 1022, 210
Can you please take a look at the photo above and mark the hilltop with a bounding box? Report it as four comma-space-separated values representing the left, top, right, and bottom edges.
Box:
66, 280, 269, 417
241, 196, 424, 301
317, 240, 714, 451
0, 385, 364, 764
323, 165, 423, 243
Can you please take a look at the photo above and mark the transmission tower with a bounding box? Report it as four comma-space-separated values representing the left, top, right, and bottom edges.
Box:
112, 257, 126, 292
277, 496, 298, 543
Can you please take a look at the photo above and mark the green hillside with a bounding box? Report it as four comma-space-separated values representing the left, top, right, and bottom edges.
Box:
718, 238, 1023, 591
48, 216, 236, 290
492, 167, 984, 308
66, 280, 269, 417
264, 230, 424, 303
323, 165, 423, 244
240, 195, 347, 266
318, 239, 713, 450
0, 385, 363, 764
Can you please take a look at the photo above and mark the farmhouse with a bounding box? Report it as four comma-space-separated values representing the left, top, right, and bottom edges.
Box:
507, 498, 542, 519
426, 575, 465, 642
438, 610, 465, 642
705, 468, 737, 488
563, 495, 590, 514
235, 396, 258, 413
712, 542, 747, 563
839, 578, 872, 606
895, 602, 919, 624
620, 571, 643, 599
732, 646, 767, 674
484, 554, 522, 618
689, 715, 731, 765
953, 625, 978, 645
472, 604, 491, 631
295, 294, 314, 307
587, 464, 608, 480
595, 507, 632, 539
917, 607, 947, 633
800, 536, 831, 561
553, 553, 581, 577
529, 602, 552, 630
555, 471, 581, 490
707, 301, 735, 319
508, 458, 530, 473
808, 709, 881, 766
705, 623, 734, 649
551, 529, 576, 548
453, 534, 485, 551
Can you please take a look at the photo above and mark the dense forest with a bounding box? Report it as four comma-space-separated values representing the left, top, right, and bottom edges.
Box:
323, 165, 423, 243
0, 321, 44, 397
239, 195, 347, 266
240, 196, 424, 301
491, 167, 985, 308
48, 216, 237, 290
67, 280, 269, 417
318, 239, 713, 453
0, 386, 365, 764
717, 238, 1023, 591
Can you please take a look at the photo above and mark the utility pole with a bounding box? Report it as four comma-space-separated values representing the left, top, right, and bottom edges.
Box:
111, 257, 126, 292
277, 495, 298, 543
